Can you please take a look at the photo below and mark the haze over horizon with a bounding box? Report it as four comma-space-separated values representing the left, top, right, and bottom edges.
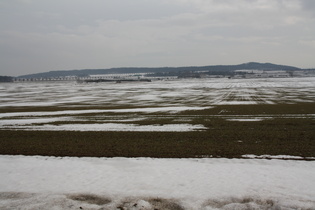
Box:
1, 0, 315, 76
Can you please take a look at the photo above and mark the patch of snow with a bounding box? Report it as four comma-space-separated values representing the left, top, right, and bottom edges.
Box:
242, 154, 315, 160
226, 118, 264, 122
5, 123, 207, 132
0, 117, 72, 126
216, 101, 258, 105
0, 156, 314, 209
98, 117, 148, 122
0, 107, 211, 118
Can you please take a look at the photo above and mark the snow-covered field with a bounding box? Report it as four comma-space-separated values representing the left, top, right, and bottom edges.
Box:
1, 77, 315, 107
1, 155, 315, 210
1, 77, 315, 209
1, 77, 315, 132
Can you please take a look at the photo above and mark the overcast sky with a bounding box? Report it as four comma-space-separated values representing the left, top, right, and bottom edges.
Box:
0, 0, 315, 76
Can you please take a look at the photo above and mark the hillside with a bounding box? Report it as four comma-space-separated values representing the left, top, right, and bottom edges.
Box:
17, 62, 301, 79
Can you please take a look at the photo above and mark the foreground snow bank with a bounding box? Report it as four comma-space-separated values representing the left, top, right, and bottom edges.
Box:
0, 156, 314, 209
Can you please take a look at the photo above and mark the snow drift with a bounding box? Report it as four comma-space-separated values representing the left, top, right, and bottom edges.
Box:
0, 155, 314, 209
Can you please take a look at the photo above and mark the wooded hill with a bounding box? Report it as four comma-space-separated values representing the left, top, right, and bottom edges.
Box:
17, 62, 303, 79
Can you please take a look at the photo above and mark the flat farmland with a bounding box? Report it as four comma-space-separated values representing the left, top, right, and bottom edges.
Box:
1, 77, 315, 158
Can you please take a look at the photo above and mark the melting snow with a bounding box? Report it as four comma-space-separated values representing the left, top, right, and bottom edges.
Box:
0, 156, 314, 209
0, 107, 211, 118
6, 123, 207, 132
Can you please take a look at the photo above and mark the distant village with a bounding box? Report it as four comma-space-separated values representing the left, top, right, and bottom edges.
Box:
231, 69, 314, 79
7, 69, 315, 83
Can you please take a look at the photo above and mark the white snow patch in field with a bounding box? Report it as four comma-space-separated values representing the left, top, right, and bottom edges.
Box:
0, 156, 314, 209
242, 154, 315, 160
99, 117, 148, 122
0, 107, 210, 118
7, 123, 207, 132
216, 101, 258, 105
0, 117, 72, 126
226, 118, 264, 122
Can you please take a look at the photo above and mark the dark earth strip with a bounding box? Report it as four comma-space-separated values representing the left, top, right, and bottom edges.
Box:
1, 118, 314, 158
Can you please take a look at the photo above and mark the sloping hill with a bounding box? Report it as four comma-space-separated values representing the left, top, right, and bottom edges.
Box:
18, 62, 301, 79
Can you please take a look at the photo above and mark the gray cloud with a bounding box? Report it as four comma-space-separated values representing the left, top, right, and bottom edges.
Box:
0, 0, 314, 76
300, 0, 315, 17
301, 0, 315, 9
